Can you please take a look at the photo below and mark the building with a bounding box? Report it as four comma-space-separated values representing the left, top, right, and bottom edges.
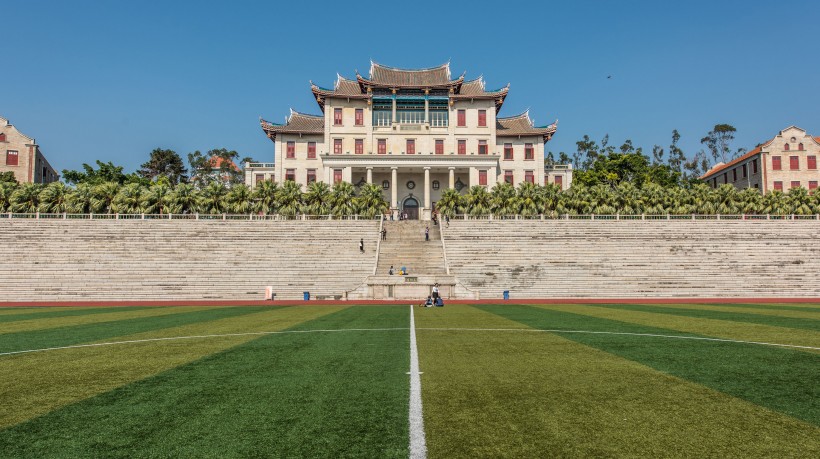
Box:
701, 126, 820, 193
0, 116, 59, 184
252, 62, 570, 219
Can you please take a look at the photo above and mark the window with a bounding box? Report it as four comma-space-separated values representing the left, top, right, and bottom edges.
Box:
798, 143, 804, 151
790, 156, 799, 170
435, 139, 444, 155
525, 171, 534, 184
742, 164, 747, 178
810, 181, 818, 192
382, 180, 390, 190
478, 170, 487, 186
457, 139, 466, 155
406, 139, 415, 154
355, 109, 363, 126
378, 139, 386, 154
255, 174, 264, 185
713, 178, 717, 188
333, 169, 343, 184
334, 108, 343, 126
478, 110, 487, 127
772, 156, 781, 170
457, 109, 466, 127
732, 169, 737, 182
525, 143, 534, 160
334, 139, 342, 154
286, 141, 295, 159
723, 172, 727, 184
504, 170, 514, 184
307, 142, 316, 159
432, 180, 440, 190
554, 175, 563, 188
774, 181, 783, 191
285, 169, 296, 182
752, 159, 758, 174
307, 169, 316, 184
791, 181, 801, 189
784, 143, 790, 151
478, 140, 488, 155
809, 156, 817, 170
6, 150, 18, 166
0, 133, 5, 142
355, 139, 364, 155
504, 143, 513, 160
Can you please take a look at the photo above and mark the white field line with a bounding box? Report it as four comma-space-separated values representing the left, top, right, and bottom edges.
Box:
416, 328, 820, 351
0, 328, 408, 357
408, 305, 427, 459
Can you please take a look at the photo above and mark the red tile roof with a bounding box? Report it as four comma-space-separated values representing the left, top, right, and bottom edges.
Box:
701, 144, 765, 179
206, 156, 240, 171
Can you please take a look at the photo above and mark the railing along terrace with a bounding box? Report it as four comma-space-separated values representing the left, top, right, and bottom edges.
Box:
449, 213, 820, 221
0, 213, 382, 221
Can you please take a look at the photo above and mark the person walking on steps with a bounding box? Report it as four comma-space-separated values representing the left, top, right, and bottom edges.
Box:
359, 238, 364, 253
382, 228, 387, 241
425, 226, 429, 241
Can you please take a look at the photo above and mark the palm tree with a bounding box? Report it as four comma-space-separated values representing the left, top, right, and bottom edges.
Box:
92, 182, 120, 214
66, 183, 94, 213
436, 188, 463, 217
169, 182, 199, 214
141, 182, 175, 215
328, 181, 356, 217
9, 183, 42, 213
355, 183, 389, 218
37, 182, 70, 213
490, 182, 518, 216
786, 186, 812, 215
198, 181, 228, 214
516, 182, 542, 217
302, 181, 331, 216
0, 181, 19, 212
276, 180, 303, 217
112, 183, 144, 214
252, 180, 278, 215
225, 184, 252, 214
463, 185, 492, 217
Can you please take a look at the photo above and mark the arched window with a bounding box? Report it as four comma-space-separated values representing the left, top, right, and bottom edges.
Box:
798, 143, 804, 151
784, 143, 790, 151
0, 133, 6, 142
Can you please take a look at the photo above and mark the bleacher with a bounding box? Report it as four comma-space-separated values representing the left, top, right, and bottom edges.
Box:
0, 219, 379, 301
442, 219, 820, 299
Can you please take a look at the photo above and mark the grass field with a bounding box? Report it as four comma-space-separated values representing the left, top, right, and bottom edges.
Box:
0, 303, 818, 458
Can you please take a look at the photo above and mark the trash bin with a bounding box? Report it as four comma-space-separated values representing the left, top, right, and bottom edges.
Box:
503, 290, 510, 300
303, 291, 310, 301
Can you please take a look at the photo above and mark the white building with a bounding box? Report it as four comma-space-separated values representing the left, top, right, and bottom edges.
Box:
251, 62, 570, 220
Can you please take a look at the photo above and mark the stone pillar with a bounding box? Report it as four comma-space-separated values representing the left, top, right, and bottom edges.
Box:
325, 167, 332, 184
448, 167, 455, 189
391, 89, 397, 124
366, 167, 373, 184
391, 167, 398, 218
469, 167, 478, 187
424, 89, 429, 124
424, 167, 431, 220
343, 167, 352, 183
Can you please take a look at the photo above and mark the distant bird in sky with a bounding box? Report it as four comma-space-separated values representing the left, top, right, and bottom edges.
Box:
607, 75, 613, 79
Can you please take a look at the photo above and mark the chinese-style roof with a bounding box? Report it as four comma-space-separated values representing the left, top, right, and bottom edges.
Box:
452, 76, 509, 111
310, 75, 367, 111
260, 110, 324, 141
496, 111, 557, 143
357, 61, 464, 88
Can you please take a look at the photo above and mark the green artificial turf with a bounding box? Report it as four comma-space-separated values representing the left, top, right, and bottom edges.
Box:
0, 307, 154, 323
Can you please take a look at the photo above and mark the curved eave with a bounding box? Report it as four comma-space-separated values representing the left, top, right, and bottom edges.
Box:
356, 74, 465, 90
496, 124, 557, 144
451, 88, 509, 112
260, 119, 323, 142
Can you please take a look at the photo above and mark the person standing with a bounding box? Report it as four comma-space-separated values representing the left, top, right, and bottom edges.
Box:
432, 283, 439, 301
382, 228, 387, 241
388, 265, 394, 275
359, 238, 364, 253
425, 226, 429, 241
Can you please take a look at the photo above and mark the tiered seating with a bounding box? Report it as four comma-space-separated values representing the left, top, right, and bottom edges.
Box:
0, 219, 379, 301
376, 221, 446, 276
443, 220, 820, 299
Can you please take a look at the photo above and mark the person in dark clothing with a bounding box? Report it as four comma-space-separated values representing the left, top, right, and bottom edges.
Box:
359, 238, 364, 253
382, 228, 387, 240
425, 226, 429, 241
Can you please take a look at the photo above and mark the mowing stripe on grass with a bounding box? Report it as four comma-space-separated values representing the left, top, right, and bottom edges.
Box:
0, 306, 272, 355
0, 305, 411, 458
700, 302, 820, 314
408, 305, 427, 459
0, 306, 153, 324
479, 304, 820, 425
0, 305, 210, 334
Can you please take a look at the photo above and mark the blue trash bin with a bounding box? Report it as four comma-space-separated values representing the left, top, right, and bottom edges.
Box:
303, 291, 310, 301
503, 290, 510, 300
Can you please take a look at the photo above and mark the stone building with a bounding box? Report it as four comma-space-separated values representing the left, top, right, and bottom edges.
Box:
0, 116, 59, 184
251, 62, 570, 220
701, 126, 820, 193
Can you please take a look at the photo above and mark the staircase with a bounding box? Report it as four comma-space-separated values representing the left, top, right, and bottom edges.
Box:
376, 221, 447, 275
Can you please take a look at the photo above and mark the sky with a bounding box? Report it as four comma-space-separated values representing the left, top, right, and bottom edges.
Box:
4, 0, 820, 176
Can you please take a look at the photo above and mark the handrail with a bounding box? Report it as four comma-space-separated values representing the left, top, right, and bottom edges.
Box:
374, 217, 384, 275
0, 212, 383, 221
439, 219, 450, 275
450, 213, 820, 221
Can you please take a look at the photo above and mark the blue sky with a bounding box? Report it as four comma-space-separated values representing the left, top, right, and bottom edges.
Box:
4, 0, 819, 175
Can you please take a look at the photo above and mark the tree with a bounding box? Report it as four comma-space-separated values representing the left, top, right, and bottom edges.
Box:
112, 183, 144, 214
667, 130, 686, 174
9, 183, 43, 213
356, 184, 389, 218
225, 184, 253, 214
0, 181, 19, 211
141, 181, 177, 215
328, 182, 355, 217
276, 180, 304, 216
139, 149, 187, 185
302, 181, 331, 215
436, 188, 463, 217
0, 171, 18, 184
62, 160, 140, 186
198, 181, 228, 214
651, 145, 664, 165
463, 185, 492, 216
37, 182, 70, 213
252, 180, 278, 214
700, 124, 738, 164
188, 148, 243, 186
490, 182, 518, 216
169, 183, 199, 214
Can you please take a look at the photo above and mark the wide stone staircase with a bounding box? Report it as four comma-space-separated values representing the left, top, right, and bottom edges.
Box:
0, 219, 379, 301
442, 219, 820, 299
375, 221, 446, 276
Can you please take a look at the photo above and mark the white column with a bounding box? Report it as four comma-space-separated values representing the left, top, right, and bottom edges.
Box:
391, 89, 397, 124
366, 167, 373, 184
343, 167, 352, 183
424, 167, 431, 220
391, 167, 398, 218
469, 167, 477, 187
424, 89, 429, 124
325, 167, 332, 184
448, 167, 455, 189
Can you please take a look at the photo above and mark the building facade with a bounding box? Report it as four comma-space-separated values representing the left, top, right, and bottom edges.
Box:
0, 116, 59, 184
701, 126, 820, 193
252, 62, 569, 219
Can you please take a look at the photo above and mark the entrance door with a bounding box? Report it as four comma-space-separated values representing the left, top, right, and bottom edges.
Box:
403, 197, 419, 220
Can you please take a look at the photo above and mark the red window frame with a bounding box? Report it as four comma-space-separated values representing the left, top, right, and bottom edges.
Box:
333, 169, 342, 184
286, 141, 295, 159
808, 156, 817, 170
406, 139, 415, 154
732, 169, 737, 182
504, 170, 514, 184
525, 171, 534, 184
809, 181, 818, 192
355, 139, 364, 155
0, 133, 6, 142
355, 108, 363, 126
285, 169, 296, 182
334, 108, 343, 126
457, 110, 466, 127
772, 156, 781, 170
798, 143, 804, 151
377, 139, 386, 154
784, 143, 790, 151
504, 143, 513, 160
774, 181, 783, 191
307, 169, 316, 184
478, 170, 487, 186
478, 110, 487, 127
333, 139, 342, 154
307, 142, 316, 159
791, 181, 801, 189
752, 159, 758, 174
435, 139, 444, 155
555, 175, 563, 188
6, 150, 18, 166
478, 140, 488, 155
457, 139, 466, 155
790, 156, 799, 170
524, 143, 534, 160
